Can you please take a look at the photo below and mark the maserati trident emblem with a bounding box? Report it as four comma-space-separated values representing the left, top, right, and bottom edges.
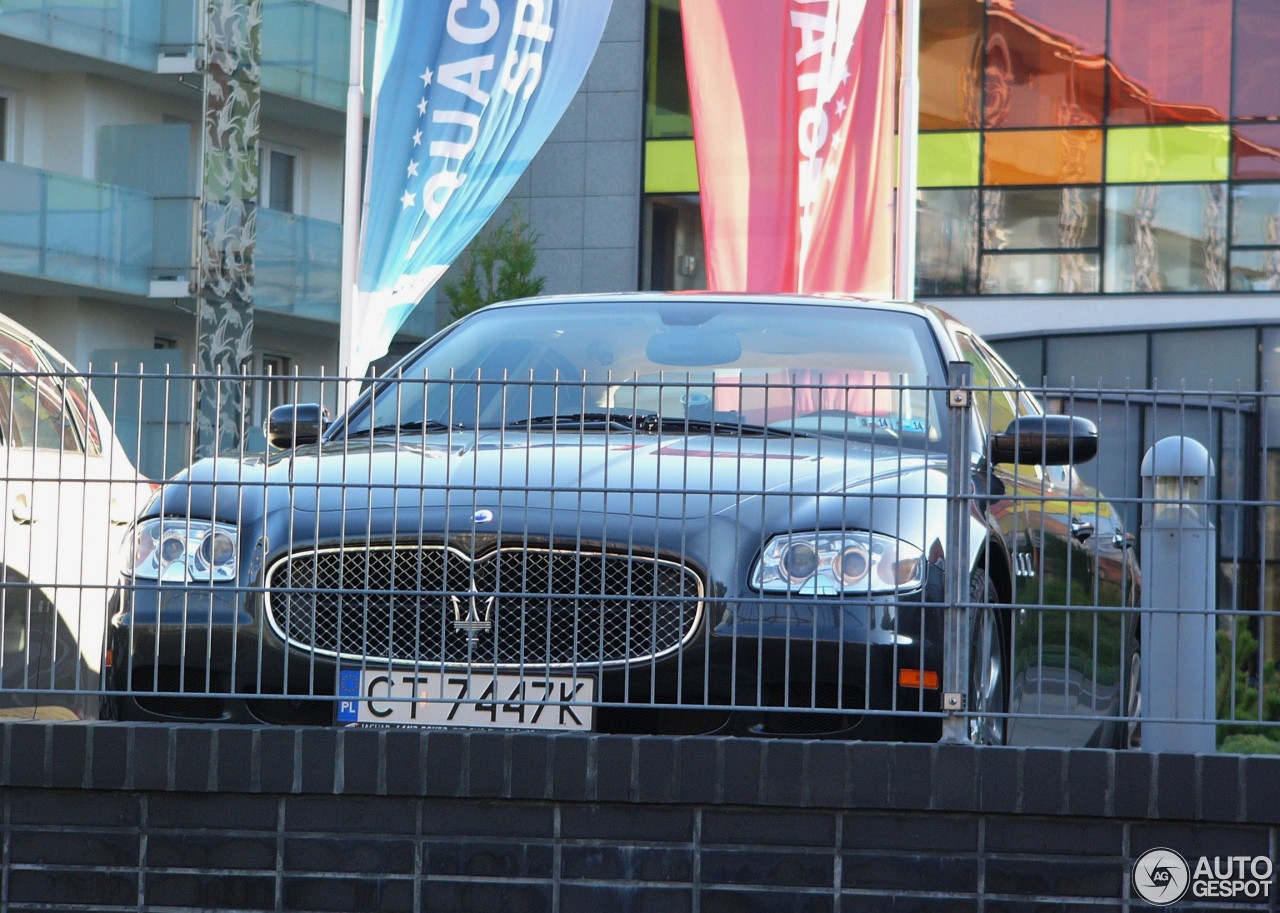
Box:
449, 586, 495, 646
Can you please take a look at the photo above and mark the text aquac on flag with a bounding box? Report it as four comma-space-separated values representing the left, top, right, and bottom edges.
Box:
354, 0, 613, 375
680, 0, 896, 296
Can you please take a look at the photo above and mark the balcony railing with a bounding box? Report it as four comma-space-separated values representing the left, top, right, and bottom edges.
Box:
254, 206, 342, 321
0, 0, 372, 110
0, 161, 154, 295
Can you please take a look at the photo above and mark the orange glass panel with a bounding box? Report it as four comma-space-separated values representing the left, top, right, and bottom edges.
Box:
984, 0, 1106, 128
919, 0, 983, 130
1107, 0, 1231, 125
982, 129, 1102, 185
1234, 126, 1280, 181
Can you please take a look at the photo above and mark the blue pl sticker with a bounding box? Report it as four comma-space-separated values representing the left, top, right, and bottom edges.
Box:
337, 669, 362, 723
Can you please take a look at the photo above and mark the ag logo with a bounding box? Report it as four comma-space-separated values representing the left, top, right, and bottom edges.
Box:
1132, 847, 1190, 905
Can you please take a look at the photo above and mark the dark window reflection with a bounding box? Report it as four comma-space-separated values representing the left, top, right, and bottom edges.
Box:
915, 189, 979, 294
644, 0, 691, 139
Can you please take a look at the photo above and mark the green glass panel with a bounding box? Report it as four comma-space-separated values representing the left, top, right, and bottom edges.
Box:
644, 140, 699, 194
918, 133, 980, 187
1105, 126, 1230, 183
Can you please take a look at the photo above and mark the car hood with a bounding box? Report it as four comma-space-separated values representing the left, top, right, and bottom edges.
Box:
240, 431, 937, 521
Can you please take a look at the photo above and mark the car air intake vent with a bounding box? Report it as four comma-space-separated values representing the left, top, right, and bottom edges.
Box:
264, 543, 704, 669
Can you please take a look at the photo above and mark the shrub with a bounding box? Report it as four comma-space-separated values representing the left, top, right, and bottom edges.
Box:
443, 208, 546, 322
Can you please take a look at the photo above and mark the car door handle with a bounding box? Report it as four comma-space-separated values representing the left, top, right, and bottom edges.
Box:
1069, 516, 1094, 542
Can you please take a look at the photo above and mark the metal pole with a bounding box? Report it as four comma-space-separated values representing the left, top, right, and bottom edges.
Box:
1140, 436, 1217, 753
338, 0, 366, 410
941, 360, 973, 742
893, 0, 920, 302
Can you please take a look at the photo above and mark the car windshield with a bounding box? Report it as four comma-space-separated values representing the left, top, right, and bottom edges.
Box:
344, 300, 949, 446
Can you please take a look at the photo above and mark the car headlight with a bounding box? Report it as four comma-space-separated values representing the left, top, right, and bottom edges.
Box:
751, 531, 924, 595
123, 518, 239, 583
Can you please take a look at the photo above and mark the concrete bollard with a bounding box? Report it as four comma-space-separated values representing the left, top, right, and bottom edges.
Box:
1139, 436, 1216, 754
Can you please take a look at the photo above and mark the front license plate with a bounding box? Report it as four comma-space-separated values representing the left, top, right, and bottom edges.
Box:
336, 668, 595, 731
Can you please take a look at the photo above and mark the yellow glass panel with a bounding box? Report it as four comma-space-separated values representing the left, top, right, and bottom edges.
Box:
918, 132, 980, 187
983, 130, 1103, 185
1105, 125, 1230, 183
644, 139, 699, 194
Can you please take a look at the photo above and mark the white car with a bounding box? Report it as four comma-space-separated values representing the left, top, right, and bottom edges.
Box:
0, 313, 151, 717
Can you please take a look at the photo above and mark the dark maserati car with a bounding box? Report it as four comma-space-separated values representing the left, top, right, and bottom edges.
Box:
104, 294, 1140, 745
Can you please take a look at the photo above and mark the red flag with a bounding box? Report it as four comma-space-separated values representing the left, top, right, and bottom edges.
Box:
680, 0, 896, 295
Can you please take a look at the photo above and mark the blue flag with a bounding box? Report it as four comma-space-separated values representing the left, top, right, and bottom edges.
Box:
354, 0, 613, 373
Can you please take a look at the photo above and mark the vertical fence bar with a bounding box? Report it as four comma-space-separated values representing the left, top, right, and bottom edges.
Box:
942, 361, 973, 743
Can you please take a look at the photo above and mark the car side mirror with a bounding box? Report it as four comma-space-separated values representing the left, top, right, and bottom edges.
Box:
266, 403, 329, 449
988, 415, 1098, 466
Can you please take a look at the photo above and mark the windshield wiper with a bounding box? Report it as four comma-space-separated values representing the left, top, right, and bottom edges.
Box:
507, 413, 813, 438
640, 415, 816, 438
344, 420, 463, 439
505, 412, 636, 430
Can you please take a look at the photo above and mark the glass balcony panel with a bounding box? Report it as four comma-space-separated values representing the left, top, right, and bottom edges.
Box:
983, 0, 1105, 128
1104, 184, 1228, 292
982, 129, 1102, 184
1233, 0, 1280, 120
920, 0, 983, 130
1107, 0, 1231, 125
255, 207, 341, 322
979, 250, 1101, 293
981, 187, 1100, 250
0, 162, 151, 294
1234, 126, 1280, 181
0, 0, 189, 70
261, 0, 373, 109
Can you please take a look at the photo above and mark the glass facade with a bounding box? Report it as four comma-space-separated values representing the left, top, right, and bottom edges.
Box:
643, 0, 1280, 298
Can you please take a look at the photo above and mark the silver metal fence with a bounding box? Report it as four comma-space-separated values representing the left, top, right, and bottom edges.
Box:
0, 368, 1275, 752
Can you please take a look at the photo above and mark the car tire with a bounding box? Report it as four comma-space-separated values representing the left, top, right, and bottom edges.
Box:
967, 567, 1008, 746
1120, 641, 1141, 749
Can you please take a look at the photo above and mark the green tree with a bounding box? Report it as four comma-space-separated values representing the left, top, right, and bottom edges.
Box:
443, 208, 546, 322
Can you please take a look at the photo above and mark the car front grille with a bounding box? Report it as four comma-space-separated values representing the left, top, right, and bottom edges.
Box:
263, 543, 704, 669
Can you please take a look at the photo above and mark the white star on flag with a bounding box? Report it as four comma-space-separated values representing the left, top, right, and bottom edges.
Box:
412, 129, 423, 146
400, 190, 416, 209
419, 67, 433, 86
835, 97, 847, 117
406, 160, 419, 178
417, 98, 428, 115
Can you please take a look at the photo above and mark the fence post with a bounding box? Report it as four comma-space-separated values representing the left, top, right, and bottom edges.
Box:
1139, 436, 1216, 754
941, 361, 973, 743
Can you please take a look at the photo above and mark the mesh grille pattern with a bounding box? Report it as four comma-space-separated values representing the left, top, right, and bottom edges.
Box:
264, 544, 703, 668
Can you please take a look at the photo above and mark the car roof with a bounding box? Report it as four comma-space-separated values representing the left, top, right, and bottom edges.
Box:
483, 291, 945, 320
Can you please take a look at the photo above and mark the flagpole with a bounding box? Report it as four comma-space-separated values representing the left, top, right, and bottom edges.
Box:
338, 0, 366, 411
894, 0, 920, 302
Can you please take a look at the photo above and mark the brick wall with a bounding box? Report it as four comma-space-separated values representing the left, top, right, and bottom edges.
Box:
1, 722, 1276, 912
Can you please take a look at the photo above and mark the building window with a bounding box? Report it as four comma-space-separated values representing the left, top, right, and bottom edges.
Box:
980, 187, 1101, 294
642, 195, 703, 291
0, 95, 8, 162
1104, 184, 1228, 292
258, 353, 295, 418
260, 146, 297, 213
